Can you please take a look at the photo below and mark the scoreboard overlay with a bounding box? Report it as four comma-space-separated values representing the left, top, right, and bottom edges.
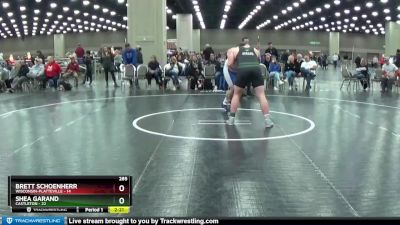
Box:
8, 176, 132, 213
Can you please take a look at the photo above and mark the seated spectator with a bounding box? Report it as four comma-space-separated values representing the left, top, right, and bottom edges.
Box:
0, 63, 9, 92
372, 56, 379, 68
285, 55, 297, 90
355, 58, 370, 90
9, 61, 30, 93
27, 58, 45, 79
165, 56, 184, 91
83, 51, 93, 85
43, 56, 61, 90
187, 54, 204, 90
62, 55, 80, 87
146, 55, 162, 89
5, 62, 20, 89
205, 53, 222, 90
300, 54, 317, 92
381, 57, 399, 92
268, 56, 282, 91
263, 53, 271, 69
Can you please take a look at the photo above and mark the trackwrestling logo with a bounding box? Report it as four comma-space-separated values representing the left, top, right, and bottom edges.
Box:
6, 217, 13, 224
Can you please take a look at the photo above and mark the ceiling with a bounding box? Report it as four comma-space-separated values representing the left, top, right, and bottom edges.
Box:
0, 0, 398, 40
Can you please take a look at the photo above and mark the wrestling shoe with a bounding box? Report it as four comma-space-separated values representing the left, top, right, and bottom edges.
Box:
227, 116, 235, 126
265, 115, 274, 128
222, 103, 230, 113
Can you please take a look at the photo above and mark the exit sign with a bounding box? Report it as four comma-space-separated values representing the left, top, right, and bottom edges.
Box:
309, 41, 321, 45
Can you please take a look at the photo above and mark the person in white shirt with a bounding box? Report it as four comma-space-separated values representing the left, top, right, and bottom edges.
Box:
381, 57, 399, 92
27, 58, 45, 79
300, 54, 318, 92
332, 53, 339, 68
165, 56, 184, 91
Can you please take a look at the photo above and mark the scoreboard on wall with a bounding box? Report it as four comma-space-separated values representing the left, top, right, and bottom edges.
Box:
8, 176, 132, 214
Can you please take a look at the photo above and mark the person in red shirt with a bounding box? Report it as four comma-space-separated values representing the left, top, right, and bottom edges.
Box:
43, 56, 61, 89
75, 44, 85, 60
62, 55, 80, 87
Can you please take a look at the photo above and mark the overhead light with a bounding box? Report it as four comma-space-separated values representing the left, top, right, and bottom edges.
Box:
362, 14, 367, 18
83, 0, 90, 6
366, 2, 373, 8
344, 9, 350, 14
21, 15, 27, 19
352, 16, 358, 21
334, 0, 340, 5
2, 2, 10, 8
63, 7, 69, 12
110, 11, 116, 16
7, 12, 13, 17
34, 9, 40, 14
384, 9, 390, 14
102, 8, 109, 13
50, 3, 57, 8
321, 17, 326, 21
380, 0, 388, 3
335, 12, 341, 17
293, 2, 299, 7
385, 16, 391, 21
20, 6, 26, 11
316, 8, 321, 13
273, 15, 278, 19
74, 10, 80, 15
84, 12, 89, 16
324, 4, 330, 9
94, 4, 100, 10
118, 0, 125, 4
354, 6, 361, 11
372, 11, 378, 16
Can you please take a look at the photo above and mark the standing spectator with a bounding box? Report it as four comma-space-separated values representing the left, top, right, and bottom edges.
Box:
83, 50, 93, 85
281, 50, 290, 63
75, 44, 85, 62
285, 55, 297, 91
321, 53, 328, 70
114, 50, 123, 78
355, 55, 361, 68
300, 54, 318, 92
36, 50, 46, 65
43, 56, 61, 89
62, 55, 80, 87
122, 43, 138, 86
332, 53, 339, 68
145, 55, 162, 89
122, 43, 138, 66
137, 46, 143, 65
265, 42, 279, 59
268, 56, 282, 91
203, 44, 214, 61
381, 57, 398, 92
0, 63, 9, 92
395, 49, 400, 68
101, 47, 119, 88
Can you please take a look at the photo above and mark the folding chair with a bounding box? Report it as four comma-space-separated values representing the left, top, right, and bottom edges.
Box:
202, 65, 216, 90
121, 64, 136, 88
371, 69, 383, 92
340, 67, 359, 91
137, 65, 148, 88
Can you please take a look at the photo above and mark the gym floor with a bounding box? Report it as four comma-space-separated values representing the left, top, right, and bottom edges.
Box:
1, 68, 400, 217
